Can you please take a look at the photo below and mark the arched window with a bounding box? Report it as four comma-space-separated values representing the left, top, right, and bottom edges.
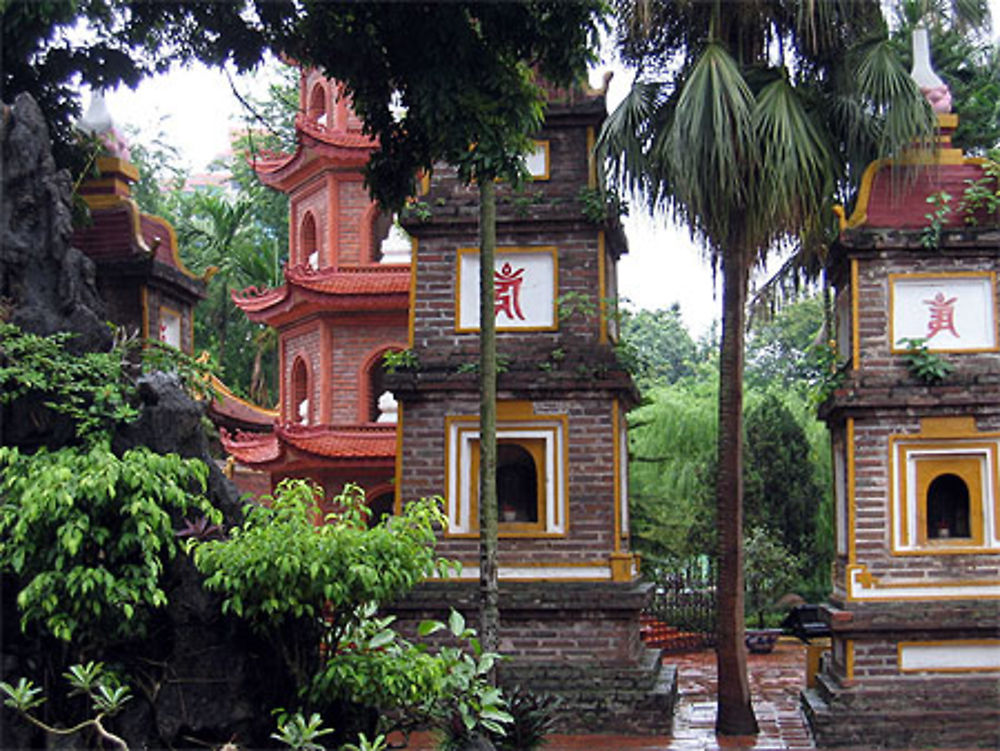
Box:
368, 357, 388, 422
369, 210, 392, 263
300, 212, 319, 269
497, 442, 539, 524
368, 491, 395, 527
307, 83, 327, 127
926, 473, 971, 539
291, 357, 310, 425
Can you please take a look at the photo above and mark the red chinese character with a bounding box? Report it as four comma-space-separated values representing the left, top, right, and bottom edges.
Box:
159, 322, 168, 341
494, 262, 525, 321
923, 291, 960, 340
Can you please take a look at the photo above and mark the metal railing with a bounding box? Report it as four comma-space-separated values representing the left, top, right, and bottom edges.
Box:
642, 557, 716, 651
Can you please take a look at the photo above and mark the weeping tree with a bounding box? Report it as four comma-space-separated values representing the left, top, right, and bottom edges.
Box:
599, 0, 936, 734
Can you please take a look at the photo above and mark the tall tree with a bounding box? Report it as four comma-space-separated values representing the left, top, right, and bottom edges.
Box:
620, 304, 700, 389
599, 0, 935, 734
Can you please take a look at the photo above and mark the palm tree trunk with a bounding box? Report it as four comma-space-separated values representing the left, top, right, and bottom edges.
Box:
714, 244, 758, 736
478, 177, 499, 679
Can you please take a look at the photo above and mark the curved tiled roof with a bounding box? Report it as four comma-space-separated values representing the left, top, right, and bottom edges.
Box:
204, 373, 277, 431
222, 423, 397, 468
231, 265, 410, 314
220, 428, 281, 464
287, 264, 410, 294
280, 423, 397, 458
296, 115, 376, 149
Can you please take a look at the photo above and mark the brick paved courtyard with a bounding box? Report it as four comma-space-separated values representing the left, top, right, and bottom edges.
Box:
405, 639, 982, 750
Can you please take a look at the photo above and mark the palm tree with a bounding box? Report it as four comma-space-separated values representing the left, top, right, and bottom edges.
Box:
599, 0, 935, 734
176, 189, 282, 393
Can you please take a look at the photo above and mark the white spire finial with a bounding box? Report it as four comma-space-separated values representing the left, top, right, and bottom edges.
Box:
78, 89, 114, 135
911, 26, 952, 113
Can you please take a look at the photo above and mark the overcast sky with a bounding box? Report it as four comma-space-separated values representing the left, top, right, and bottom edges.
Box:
103, 5, 999, 338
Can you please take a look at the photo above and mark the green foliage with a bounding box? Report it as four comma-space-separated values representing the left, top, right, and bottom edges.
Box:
340, 733, 389, 751
125, 124, 187, 217
64, 662, 132, 716
0, 322, 138, 442
2, 662, 132, 751
745, 296, 826, 394
194, 481, 449, 628
1, 676, 45, 713
402, 199, 433, 222
271, 710, 335, 751
576, 186, 627, 223
744, 527, 802, 629
627, 381, 718, 563
619, 305, 699, 389
555, 291, 599, 324
0, 442, 213, 644
421, 610, 512, 750
628, 377, 833, 604
0, 323, 219, 443
961, 148, 1000, 224
191, 480, 456, 709
743, 392, 824, 561
491, 686, 559, 751
897, 337, 954, 384
382, 348, 420, 374
170, 189, 282, 403
811, 338, 847, 406
921, 190, 953, 249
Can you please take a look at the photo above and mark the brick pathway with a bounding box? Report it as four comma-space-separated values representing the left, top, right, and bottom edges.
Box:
405, 639, 818, 750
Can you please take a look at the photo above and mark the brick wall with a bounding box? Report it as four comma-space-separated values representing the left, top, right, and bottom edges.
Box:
398, 389, 626, 564
850, 247, 999, 379
290, 178, 328, 267
329, 317, 407, 423
281, 323, 322, 421
337, 179, 370, 266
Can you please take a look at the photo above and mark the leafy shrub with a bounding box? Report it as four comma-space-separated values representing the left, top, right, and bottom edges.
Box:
190, 482, 465, 729
491, 686, 559, 751
897, 337, 953, 384
744, 526, 802, 629
0, 442, 213, 645
1, 661, 132, 750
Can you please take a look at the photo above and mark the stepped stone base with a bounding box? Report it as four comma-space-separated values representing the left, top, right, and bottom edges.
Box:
802, 602, 1000, 749
389, 580, 676, 734
499, 648, 676, 734
803, 672, 1000, 749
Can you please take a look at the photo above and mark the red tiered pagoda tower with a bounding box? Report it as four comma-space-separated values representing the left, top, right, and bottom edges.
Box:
221, 69, 410, 516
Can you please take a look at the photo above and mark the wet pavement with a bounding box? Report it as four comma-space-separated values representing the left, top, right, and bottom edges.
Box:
405, 639, 818, 750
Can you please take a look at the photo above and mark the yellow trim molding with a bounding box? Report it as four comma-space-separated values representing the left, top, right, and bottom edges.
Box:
898, 639, 1000, 674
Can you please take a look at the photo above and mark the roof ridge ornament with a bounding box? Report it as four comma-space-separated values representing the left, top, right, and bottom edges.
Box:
910, 25, 952, 113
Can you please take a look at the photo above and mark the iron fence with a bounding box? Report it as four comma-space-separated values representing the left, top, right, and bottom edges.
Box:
642, 557, 716, 650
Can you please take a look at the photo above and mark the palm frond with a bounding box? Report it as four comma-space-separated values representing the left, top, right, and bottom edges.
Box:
597, 79, 667, 200
665, 42, 756, 248
753, 75, 834, 236
853, 37, 936, 156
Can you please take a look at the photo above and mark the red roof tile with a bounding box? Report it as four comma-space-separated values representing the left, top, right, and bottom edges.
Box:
222, 424, 397, 467
278, 424, 397, 459
220, 429, 282, 464
286, 265, 410, 295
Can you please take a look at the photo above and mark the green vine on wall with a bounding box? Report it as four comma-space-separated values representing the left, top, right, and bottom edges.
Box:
897, 337, 953, 384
